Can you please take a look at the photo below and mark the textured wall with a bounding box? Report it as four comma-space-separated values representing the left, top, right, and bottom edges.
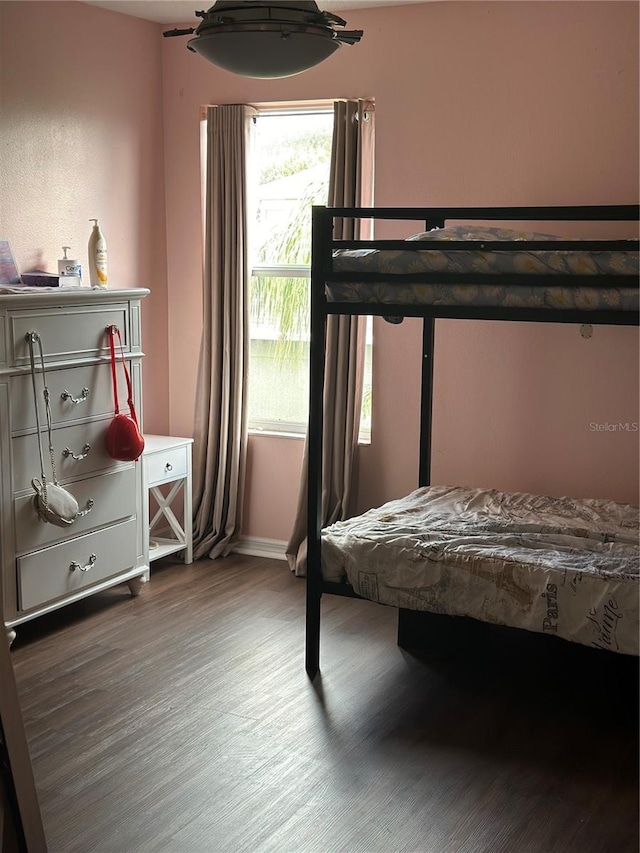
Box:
0, 0, 169, 434
162, 1, 639, 540
4, 2, 635, 545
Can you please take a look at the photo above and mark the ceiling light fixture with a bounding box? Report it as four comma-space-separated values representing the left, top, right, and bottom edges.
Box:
163, 1, 363, 79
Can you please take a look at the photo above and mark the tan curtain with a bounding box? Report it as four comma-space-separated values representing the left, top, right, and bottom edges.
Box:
286, 99, 375, 576
192, 104, 253, 560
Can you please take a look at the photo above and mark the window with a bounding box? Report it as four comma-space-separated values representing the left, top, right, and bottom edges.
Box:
248, 106, 372, 441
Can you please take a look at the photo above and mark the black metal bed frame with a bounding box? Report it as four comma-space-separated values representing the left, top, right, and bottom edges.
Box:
306, 204, 640, 678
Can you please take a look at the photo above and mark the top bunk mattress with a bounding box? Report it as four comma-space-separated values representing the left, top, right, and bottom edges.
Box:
328, 225, 640, 312
321, 485, 640, 655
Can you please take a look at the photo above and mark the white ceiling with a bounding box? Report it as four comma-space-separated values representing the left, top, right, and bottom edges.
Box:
83, 0, 429, 25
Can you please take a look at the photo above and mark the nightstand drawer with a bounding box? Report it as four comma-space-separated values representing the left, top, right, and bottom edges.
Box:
145, 444, 188, 487
18, 517, 138, 611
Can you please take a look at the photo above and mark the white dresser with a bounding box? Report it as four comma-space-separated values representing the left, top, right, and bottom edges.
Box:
0, 288, 150, 643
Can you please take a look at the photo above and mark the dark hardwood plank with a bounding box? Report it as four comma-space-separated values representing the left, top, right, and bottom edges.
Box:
9, 556, 639, 853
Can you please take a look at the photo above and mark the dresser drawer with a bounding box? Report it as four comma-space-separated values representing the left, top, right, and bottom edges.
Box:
12, 420, 124, 493
145, 444, 188, 487
17, 517, 138, 611
10, 361, 131, 434
14, 466, 137, 553
9, 304, 129, 366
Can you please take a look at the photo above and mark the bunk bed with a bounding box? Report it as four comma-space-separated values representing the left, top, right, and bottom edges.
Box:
306, 204, 640, 677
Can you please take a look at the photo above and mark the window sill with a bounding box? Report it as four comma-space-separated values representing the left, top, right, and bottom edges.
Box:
248, 429, 305, 440
248, 429, 371, 446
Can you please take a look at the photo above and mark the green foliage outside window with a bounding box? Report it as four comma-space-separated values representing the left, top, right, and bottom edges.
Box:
251, 175, 329, 358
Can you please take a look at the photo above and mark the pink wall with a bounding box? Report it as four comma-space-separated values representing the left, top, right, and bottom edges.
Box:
163, 1, 639, 540
4, 2, 635, 546
0, 1, 169, 435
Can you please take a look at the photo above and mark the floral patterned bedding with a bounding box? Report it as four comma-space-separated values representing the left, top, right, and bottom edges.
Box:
321, 485, 640, 655
329, 226, 640, 311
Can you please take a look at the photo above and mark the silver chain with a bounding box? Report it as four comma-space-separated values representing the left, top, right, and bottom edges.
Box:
26, 332, 59, 498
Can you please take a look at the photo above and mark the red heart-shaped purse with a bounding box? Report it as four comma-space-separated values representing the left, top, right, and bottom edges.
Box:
105, 325, 145, 462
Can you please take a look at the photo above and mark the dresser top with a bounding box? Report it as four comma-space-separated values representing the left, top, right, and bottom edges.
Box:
0, 287, 150, 309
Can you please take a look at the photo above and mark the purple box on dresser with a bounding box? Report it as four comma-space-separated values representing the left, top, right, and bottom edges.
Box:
20, 271, 60, 287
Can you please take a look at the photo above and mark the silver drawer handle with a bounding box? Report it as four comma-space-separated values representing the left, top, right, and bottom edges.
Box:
61, 387, 90, 405
165, 462, 173, 472
69, 553, 97, 573
62, 443, 91, 461
77, 498, 95, 517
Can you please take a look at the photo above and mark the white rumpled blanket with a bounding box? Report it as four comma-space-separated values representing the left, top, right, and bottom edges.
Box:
321, 485, 640, 655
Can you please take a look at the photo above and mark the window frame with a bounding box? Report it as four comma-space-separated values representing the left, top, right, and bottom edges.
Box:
246, 101, 373, 444
247, 104, 333, 438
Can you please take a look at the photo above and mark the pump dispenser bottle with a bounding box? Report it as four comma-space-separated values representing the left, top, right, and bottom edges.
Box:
88, 219, 108, 287
58, 246, 82, 283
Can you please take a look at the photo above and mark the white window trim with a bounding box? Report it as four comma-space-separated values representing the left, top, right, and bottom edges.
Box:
248, 105, 332, 437
247, 102, 372, 444
249, 420, 307, 438
251, 264, 310, 279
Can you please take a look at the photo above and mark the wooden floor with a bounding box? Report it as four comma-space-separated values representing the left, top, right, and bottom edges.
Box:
9, 555, 639, 853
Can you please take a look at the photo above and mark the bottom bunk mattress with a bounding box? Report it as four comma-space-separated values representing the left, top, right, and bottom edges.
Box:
321, 485, 640, 656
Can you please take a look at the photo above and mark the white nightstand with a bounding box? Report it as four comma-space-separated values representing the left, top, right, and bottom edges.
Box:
142, 435, 194, 565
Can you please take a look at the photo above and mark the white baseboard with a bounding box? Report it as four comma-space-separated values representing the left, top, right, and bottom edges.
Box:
233, 536, 288, 561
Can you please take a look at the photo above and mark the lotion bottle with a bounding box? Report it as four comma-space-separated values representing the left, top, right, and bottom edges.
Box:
88, 219, 108, 287
57, 246, 82, 284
